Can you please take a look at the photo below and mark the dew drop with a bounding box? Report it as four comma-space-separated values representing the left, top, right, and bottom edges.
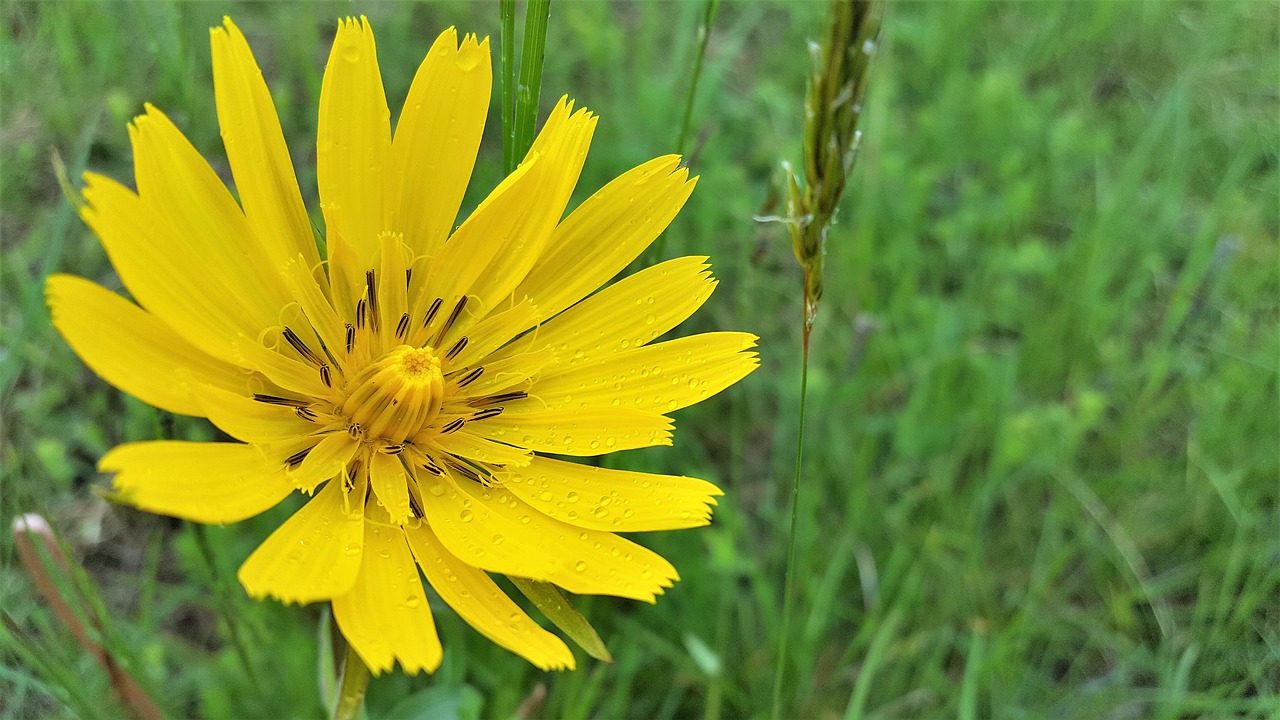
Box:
575, 561, 588, 573
566, 491, 580, 503
460, 509, 474, 522
492, 534, 505, 545
405, 595, 421, 608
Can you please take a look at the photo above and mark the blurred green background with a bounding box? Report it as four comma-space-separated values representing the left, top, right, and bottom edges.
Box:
2, 1, 1276, 718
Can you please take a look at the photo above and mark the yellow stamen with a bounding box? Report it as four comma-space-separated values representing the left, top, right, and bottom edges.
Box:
342, 345, 444, 443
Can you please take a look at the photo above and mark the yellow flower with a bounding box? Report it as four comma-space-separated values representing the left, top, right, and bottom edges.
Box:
47, 16, 757, 674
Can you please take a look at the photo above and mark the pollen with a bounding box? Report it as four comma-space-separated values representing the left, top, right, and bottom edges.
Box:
341, 344, 445, 443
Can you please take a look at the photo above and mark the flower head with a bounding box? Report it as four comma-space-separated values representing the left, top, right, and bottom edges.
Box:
48, 16, 757, 674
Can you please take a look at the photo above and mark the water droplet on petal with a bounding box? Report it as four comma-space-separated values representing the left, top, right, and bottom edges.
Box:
575, 561, 588, 572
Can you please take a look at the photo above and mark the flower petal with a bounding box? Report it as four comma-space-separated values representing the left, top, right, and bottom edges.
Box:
532, 332, 760, 415
417, 469, 678, 601
288, 433, 360, 493
419, 156, 546, 328
405, 522, 574, 671
238, 478, 363, 604
491, 255, 716, 369
368, 452, 411, 525
387, 28, 490, 256
513, 155, 695, 320
428, 430, 532, 468
80, 173, 258, 359
333, 508, 442, 675
318, 16, 391, 291
504, 456, 722, 532
129, 104, 290, 320
102, 441, 293, 524
467, 408, 672, 456
211, 17, 320, 277
46, 274, 252, 416
191, 385, 317, 444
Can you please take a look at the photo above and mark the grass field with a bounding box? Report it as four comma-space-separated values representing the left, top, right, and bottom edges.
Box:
2, 1, 1277, 718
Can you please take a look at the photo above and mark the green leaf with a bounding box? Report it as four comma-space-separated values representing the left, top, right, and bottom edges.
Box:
507, 577, 613, 663
384, 685, 482, 720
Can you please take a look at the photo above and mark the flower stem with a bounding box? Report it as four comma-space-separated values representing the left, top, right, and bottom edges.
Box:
499, 0, 517, 174
676, 0, 720, 155
771, 314, 811, 720
331, 643, 370, 720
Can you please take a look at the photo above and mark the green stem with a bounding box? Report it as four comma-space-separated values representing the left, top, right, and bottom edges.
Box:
499, 0, 517, 174
331, 643, 371, 720
771, 318, 811, 720
513, 0, 551, 166
191, 524, 262, 701
676, 0, 720, 155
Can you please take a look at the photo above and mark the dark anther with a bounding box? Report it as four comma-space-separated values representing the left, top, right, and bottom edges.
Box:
347, 422, 363, 438
423, 298, 443, 328
319, 364, 332, 387
405, 268, 413, 290
395, 312, 410, 339
381, 444, 405, 455
471, 407, 504, 421
254, 393, 309, 408
468, 390, 527, 406
421, 459, 444, 476
433, 296, 468, 345
345, 323, 356, 353
285, 446, 313, 468
356, 299, 367, 330
440, 418, 466, 434
445, 336, 468, 361
294, 407, 318, 422
408, 490, 424, 519
364, 270, 380, 333
283, 327, 324, 366
456, 367, 484, 388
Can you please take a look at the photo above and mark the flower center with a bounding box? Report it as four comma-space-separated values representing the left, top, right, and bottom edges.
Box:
341, 345, 444, 443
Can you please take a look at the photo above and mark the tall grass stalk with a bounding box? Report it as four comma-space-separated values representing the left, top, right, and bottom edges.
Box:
502, 0, 552, 175
772, 1, 882, 717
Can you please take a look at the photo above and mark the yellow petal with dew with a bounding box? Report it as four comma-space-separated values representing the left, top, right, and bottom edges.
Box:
238, 478, 363, 604
504, 456, 722, 532
534, 332, 759, 414
416, 469, 678, 601
405, 523, 574, 671
46, 274, 252, 416
419, 156, 544, 330
523, 97, 596, 220
333, 507, 442, 675
288, 433, 359, 493
427, 430, 532, 468
102, 441, 293, 524
369, 452, 411, 525
493, 255, 715, 368
387, 28, 490, 256
318, 16, 391, 290
440, 298, 542, 370
513, 155, 695, 319
467, 408, 673, 456
211, 18, 320, 277
129, 104, 289, 320
456, 100, 596, 318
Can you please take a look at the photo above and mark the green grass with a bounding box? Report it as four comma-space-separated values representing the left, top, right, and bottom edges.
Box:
2, 1, 1277, 718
